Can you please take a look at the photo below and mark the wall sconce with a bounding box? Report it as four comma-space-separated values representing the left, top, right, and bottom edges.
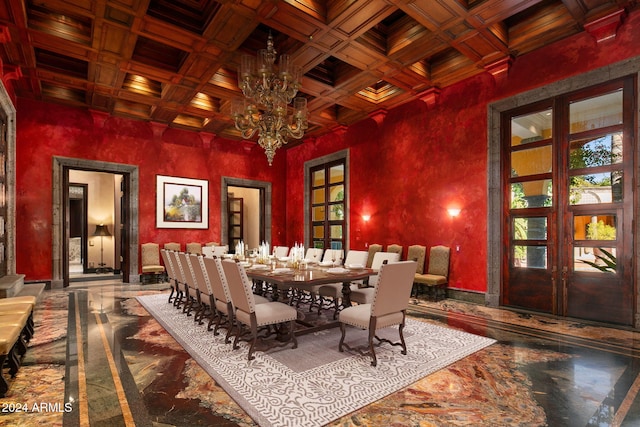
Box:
447, 208, 461, 218
362, 214, 371, 222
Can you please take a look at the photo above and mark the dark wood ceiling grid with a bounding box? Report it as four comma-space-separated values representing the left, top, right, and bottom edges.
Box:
0, 0, 636, 143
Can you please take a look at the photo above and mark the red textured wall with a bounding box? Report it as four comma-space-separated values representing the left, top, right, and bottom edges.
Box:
285, 9, 640, 293
15, 99, 288, 280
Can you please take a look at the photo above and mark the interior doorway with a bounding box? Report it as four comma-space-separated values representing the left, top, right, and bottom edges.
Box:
53, 157, 139, 289
67, 170, 124, 283
221, 177, 271, 249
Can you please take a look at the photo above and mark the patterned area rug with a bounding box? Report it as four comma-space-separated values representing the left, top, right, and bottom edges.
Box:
137, 293, 495, 427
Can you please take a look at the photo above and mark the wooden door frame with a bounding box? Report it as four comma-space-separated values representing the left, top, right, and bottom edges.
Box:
53, 157, 138, 288
488, 58, 640, 327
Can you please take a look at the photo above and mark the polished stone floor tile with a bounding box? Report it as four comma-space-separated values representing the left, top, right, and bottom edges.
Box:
1, 280, 640, 426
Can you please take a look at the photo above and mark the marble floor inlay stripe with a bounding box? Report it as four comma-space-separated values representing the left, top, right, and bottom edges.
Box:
93, 311, 135, 427
74, 293, 90, 426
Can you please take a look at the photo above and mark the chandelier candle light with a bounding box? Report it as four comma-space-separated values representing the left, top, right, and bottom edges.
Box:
232, 33, 308, 165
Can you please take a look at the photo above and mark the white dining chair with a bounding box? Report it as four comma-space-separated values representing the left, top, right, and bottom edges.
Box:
315, 250, 369, 318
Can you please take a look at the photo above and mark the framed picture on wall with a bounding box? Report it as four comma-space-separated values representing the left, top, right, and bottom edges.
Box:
156, 175, 208, 229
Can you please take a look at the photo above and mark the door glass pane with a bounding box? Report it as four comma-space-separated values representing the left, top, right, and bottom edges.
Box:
312, 170, 325, 186
574, 215, 616, 240
569, 171, 623, 205
511, 108, 552, 145
330, 225, 342, 239
313, 226, 324, 239
513, 245, 547, 269
329, 165, 344, 184
312, 206, 324, 221
511, 180, 552, 208
312, 188, 325, 203
329, 184, 344, 202
511, 146, 552, 177
570, 90, 622, 134
570, 133, 623, 169
573, 247, 616, 273
329, 203, 344, 220
513, 217, 547, 240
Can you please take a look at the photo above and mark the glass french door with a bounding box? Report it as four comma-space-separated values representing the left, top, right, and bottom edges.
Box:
503, 76, 635, 325
310, 160, 346, 250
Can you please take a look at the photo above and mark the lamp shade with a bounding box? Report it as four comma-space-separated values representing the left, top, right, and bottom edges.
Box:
93, 224, 111, 237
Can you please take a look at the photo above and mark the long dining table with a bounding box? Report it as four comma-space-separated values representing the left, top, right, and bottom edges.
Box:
244, 263, 374, 335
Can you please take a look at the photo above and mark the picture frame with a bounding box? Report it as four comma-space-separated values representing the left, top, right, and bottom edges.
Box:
156, 175, 208, 229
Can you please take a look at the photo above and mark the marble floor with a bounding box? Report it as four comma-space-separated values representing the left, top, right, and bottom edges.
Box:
2, 280, 640, 426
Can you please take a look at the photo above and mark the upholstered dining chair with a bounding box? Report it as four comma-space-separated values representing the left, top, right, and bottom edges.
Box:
365, 244, 382, 268
168, 250, 188, 309
350, 251, 401, 305
164, 242, 181, 252
189, 253, 213, 325
287, 247, 325, 307
338, 260, 417, 367
387, 244, 403, 258
221, 259, 298, 361
316, 250, 369, 319
406, 245, 427, 297
160, 249, 179, 304
202, 256, 271, 341
201, 256, 235, 340
414, 246, 450, 301
186, 242, 202, 254
321, 249, 344, 265
140, 243, 165, 284
202, 245, 228, 258
269, 246, 287, 258
304, 247, 324, 262
178, 252, 201, 316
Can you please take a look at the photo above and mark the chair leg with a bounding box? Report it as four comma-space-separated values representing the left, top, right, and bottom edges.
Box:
338, 323, 346, 352
368, 327, 377, 367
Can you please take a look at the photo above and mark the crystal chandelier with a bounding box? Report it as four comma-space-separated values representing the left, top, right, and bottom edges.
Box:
232, 33, 308, 165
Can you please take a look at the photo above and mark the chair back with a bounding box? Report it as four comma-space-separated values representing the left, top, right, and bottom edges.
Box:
204, 241, 220, 247
407, 245, 427, 274
371, 261, 417, 317
366, 244, 383, 267
202, 256, 232, 304
427, 246, 450, 277
273, 246, 289, 257
304, 247, 324, 261
170, 251, 188, 285
164, 242, 181, 251
221, 260, 256, 314
387, 244, 403, 257
371, 251, 400, 270
179, 252, 198, 290
160, 249, 177, 281
343, 250, 368, 267
186, 242, 202, 254
322, 249, 344, 264
141, 243, 160, 266
189, 254, 212, 296
202, 245, 228, 258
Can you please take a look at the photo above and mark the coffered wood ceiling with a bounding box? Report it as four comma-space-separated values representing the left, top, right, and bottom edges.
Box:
0, 0, 637, 143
